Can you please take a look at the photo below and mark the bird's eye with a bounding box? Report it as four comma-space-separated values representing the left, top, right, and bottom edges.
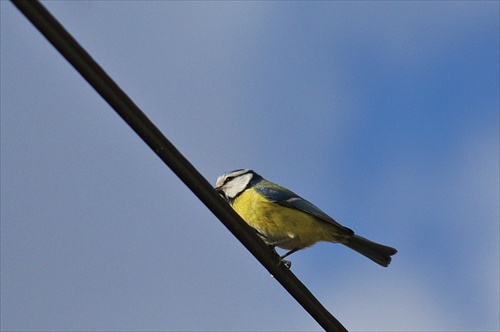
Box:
224, 176, 234, 184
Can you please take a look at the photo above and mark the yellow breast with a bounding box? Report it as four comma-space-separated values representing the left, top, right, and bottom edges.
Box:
231, 188, 334, 250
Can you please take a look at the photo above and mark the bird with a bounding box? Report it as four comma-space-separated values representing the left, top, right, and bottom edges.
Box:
215, 169, 397, 267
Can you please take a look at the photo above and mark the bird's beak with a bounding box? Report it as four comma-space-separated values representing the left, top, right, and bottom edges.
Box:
215, 187, 230, 202
215, 186, 225, 198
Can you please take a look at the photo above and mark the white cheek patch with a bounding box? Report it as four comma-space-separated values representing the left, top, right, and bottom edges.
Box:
224, 173, 253, 199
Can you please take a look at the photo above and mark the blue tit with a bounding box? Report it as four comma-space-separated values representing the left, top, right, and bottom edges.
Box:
215, 169, 397, 267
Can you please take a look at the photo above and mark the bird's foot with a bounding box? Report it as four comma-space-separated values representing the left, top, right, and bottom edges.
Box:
267, 245, 292, 268
279, 258, 292, 268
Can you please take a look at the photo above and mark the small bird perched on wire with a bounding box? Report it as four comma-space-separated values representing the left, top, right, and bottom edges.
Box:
215, 169, 397, 267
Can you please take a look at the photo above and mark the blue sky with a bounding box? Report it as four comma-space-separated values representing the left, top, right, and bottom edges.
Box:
1, 1, 498, 331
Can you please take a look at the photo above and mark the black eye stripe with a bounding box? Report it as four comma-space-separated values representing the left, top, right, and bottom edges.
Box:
221, 169, 253, 186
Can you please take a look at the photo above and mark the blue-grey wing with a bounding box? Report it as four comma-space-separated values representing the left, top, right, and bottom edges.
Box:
254, 183, 351, 233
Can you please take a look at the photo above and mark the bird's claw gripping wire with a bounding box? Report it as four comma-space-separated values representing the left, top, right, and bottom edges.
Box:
268, 245, 292, 268
280, 258, 292, 268
259, 233, 297, 269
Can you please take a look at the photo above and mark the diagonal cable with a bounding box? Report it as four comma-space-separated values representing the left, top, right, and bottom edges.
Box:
10, 1, 348, 331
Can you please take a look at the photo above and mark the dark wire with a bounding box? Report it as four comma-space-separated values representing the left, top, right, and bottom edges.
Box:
10, 1, 348, 331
